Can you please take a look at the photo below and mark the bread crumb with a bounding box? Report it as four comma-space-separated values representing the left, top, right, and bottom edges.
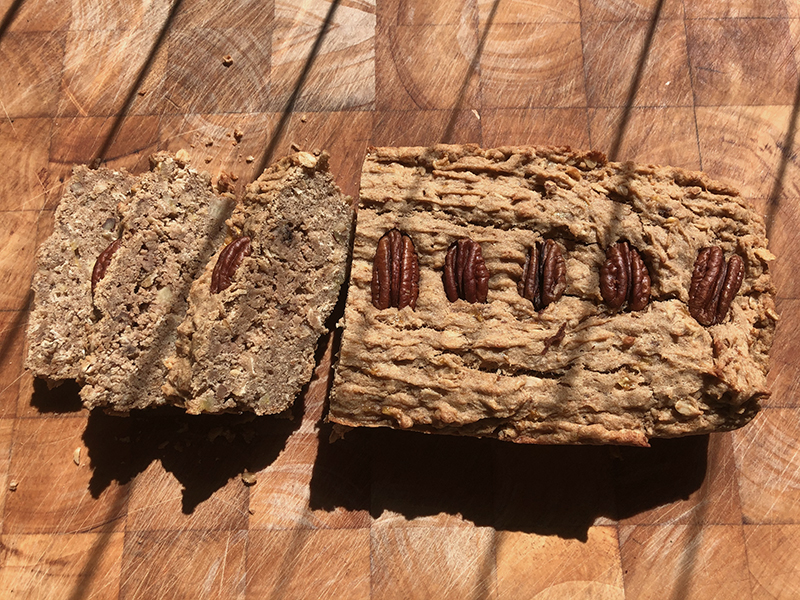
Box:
175, 148, 191, 166
297, 152, 317, 168
241, 470, 257, 486
300, 114, 307, 123
9, 481, 18, 491
222, 55, 233, 67
233, 128, 244, 142
246, 155, 254, 163
73, 447, 81, 466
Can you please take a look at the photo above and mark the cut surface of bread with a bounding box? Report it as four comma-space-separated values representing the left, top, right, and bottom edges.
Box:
163, 152, 354, 415
79, 153, 234, 412
26, 165, 135, 384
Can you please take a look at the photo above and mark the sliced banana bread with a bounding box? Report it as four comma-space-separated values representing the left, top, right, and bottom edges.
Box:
79, 153, 235, 412
163, 152, 354, 415
25, 165, 135, 384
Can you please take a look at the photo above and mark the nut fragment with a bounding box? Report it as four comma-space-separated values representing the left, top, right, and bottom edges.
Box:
541, 322, 567, 354
688, 247, 744, 326
519, 239, 567, 310
443, 238, 490, 303
91, 238, 122, 295
371, 229, 420, 310
600, 241, 651, 311
211, 236, 251, 294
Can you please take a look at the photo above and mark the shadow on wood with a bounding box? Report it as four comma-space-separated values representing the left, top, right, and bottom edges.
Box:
0, 0, 25, 42
607, 0, 665, 162
92, 0, 184, 167
309, 426, 708, 541
441, 0, 500, 144
256, 0, 342, 177
29, 377, 83, 413
766, 73, 800, 238
82, 401, 302, 512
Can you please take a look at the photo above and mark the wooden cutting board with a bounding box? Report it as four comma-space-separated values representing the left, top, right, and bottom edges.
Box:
1, 0, 799, 598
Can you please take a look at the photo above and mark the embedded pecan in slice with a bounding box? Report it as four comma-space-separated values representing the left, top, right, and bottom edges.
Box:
600, 241, 651, 311
371, 229, 419, 310
211, 236, 251, 294
688, 247, 744, 326
91, 238, 122, 295
443, 238, 489, 303
519, 239, 567, 311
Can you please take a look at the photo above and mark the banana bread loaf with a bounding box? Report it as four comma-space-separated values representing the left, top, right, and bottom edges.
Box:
329, 145, 778, 446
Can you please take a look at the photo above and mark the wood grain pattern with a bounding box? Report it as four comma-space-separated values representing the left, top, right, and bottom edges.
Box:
0, 0, 799, 597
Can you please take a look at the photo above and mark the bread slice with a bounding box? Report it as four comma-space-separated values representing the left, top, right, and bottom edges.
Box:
79, 153, 235, 412
163, 152, 354, 415
25, 165, 135, 384
329, 145, 778, 446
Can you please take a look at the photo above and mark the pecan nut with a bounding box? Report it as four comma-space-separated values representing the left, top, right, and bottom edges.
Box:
688, 247, 744, 326
518, 239, 567, 310
91, 238, 122, 295
211, 236, 251, 294
443, 238, 490, 303
600, 241, 651, 311
371, 229, 419, 310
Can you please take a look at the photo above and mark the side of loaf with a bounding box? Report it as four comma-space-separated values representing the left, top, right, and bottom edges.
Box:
79, 153, 234, 412
329, 145, 778, 446
25, 166, 135, 384
163, 152, 354, 415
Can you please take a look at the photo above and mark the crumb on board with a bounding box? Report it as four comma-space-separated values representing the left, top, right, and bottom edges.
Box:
222, 55, 233, 67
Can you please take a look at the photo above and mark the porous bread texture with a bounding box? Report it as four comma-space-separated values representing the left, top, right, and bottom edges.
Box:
25, 165, 135, 384
163, 152, 354, 415
80, 152, 234, 412
330, 144, 778, 446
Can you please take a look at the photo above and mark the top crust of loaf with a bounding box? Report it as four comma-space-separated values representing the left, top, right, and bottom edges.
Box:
330, 144, 777, 445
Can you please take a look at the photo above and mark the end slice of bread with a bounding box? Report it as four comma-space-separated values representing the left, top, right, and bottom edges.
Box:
25, 165, 135, 385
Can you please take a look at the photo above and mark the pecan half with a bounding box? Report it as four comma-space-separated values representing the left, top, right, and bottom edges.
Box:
371, 229, 419, 310
211, 236, 251, 294
443, 238, 490, 303
688, 247, 744, 326
519, 239, 567, 310
91, 238, 122, 295
600, 241, 651, 311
